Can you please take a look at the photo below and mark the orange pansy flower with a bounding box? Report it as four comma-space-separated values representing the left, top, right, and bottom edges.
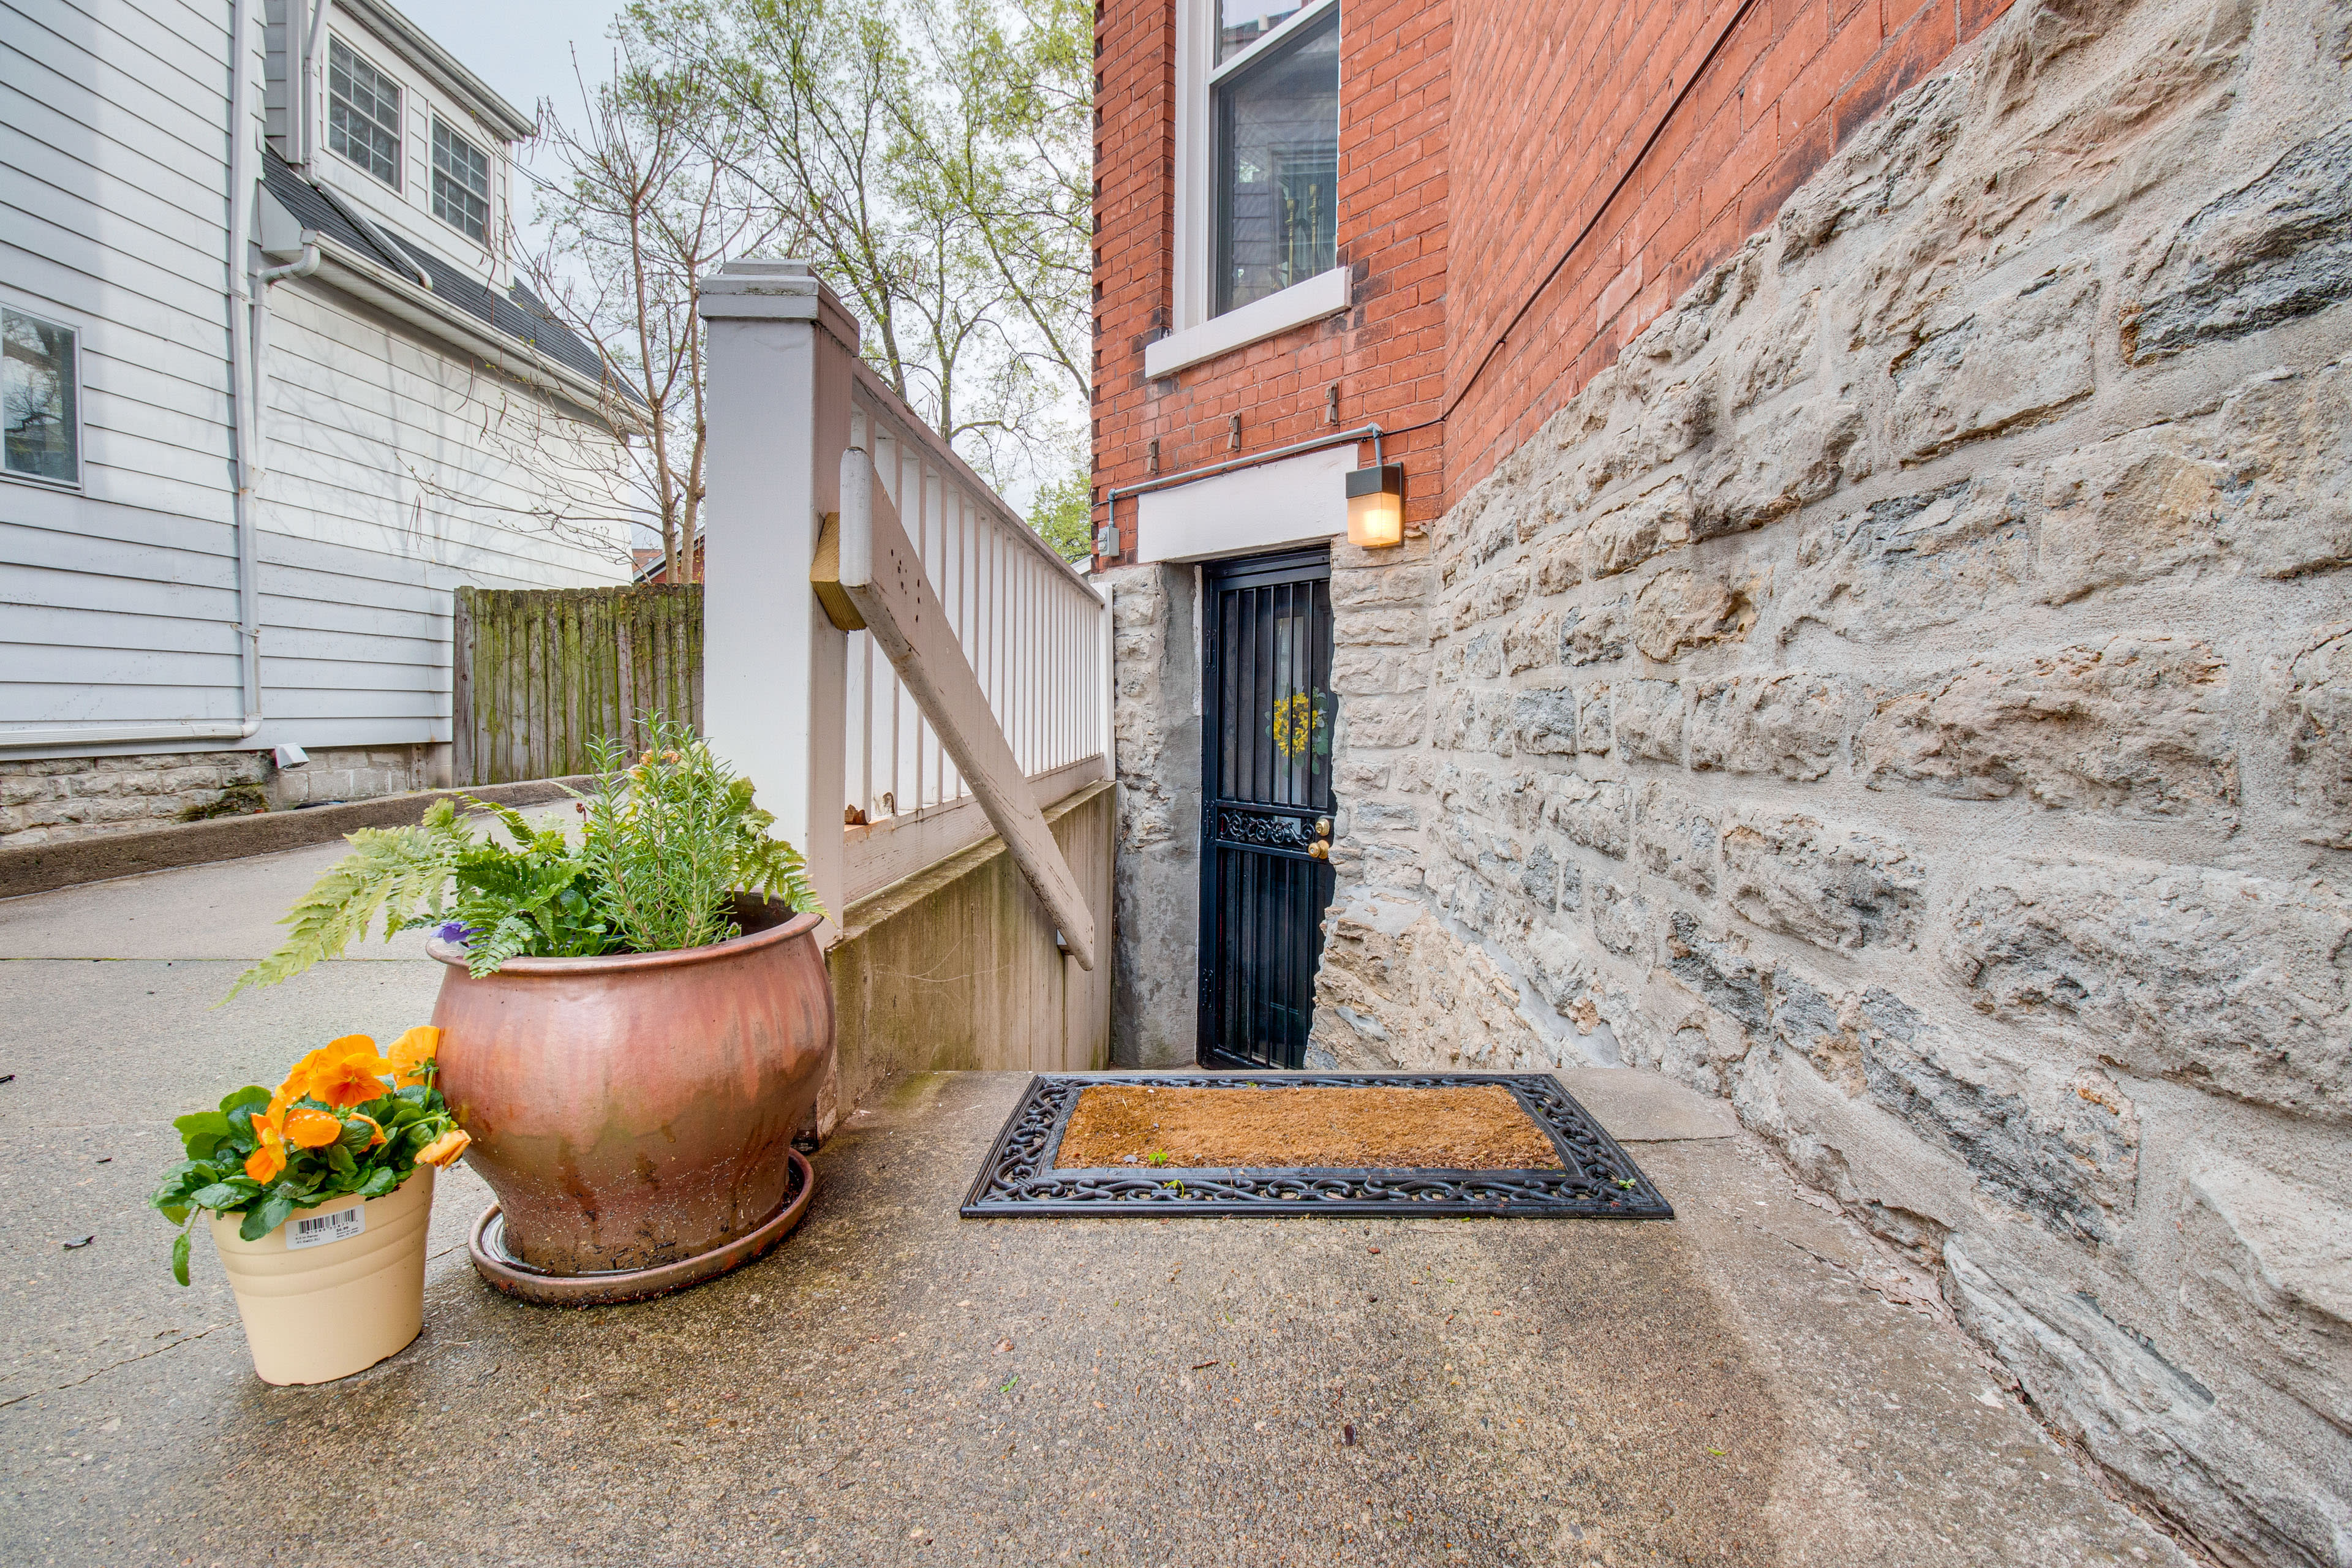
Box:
416, 1128, 472, 1168
347, 1112, 387, 1149
284, 1107, 344, 1149
246, 1108, 287, 1183
385, 1025, 440, 1088
280, 1035, 394, 1110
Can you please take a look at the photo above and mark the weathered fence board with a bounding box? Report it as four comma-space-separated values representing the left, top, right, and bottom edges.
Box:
453, 586, 703, 785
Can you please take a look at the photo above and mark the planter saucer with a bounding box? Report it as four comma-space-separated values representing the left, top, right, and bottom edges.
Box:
466, 1149, 815, 1306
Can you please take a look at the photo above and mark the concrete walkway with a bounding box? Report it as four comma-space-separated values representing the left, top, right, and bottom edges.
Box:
1, 845, 2190, 1566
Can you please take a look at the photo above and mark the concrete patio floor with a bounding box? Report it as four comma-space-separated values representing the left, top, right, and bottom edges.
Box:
1, 842, 2193, 1566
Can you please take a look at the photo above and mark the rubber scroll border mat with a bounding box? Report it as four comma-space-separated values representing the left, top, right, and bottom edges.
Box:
960, 1073, 1673, 1219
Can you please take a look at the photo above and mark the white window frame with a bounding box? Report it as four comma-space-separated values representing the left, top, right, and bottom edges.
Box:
1, 298, 84, 492
1157, 0, 1349, 378
430, 116, 493, 244
326, 32, 404, 191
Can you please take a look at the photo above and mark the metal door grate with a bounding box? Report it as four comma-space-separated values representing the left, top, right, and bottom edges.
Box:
1200, 548, 1335, 1068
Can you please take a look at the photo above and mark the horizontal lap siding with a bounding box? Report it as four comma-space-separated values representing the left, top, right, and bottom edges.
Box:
2, 1, 631, 758
1, 0, 243, 741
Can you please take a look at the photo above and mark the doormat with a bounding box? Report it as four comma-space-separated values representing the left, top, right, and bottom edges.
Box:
960, 1073, 1672, 1219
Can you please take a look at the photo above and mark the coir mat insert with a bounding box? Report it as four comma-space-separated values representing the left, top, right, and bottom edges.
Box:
960, 1073, 1673, 1219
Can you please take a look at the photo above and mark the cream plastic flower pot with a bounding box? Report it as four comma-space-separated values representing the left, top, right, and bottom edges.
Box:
208, 1166, 435, 1385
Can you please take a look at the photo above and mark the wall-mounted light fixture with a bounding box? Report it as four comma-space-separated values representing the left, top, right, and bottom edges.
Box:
1346, 463, 1404, 548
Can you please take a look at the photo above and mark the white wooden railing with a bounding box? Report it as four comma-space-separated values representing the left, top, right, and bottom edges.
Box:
840, 371, 1111, 907
695, 260, 1111, 959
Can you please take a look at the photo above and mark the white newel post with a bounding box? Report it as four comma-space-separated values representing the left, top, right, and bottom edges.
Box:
696, 260, 858, 938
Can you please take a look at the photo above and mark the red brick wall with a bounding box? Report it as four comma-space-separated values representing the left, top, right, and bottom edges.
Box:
1091, 0, 1457, 549
1090, 0, 2015, 556
1443, 0, 2016, 485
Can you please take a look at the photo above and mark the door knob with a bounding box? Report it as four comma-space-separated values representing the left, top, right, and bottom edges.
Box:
1308, 841, 1329, 861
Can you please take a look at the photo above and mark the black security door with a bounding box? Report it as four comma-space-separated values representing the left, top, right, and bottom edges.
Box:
1200, 548, 1336, 1068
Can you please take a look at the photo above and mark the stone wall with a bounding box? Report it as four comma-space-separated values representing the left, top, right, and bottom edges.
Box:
0, 744, 452, 847
262, 745, 451, 810
1106, 564, 1204, 1068
1307, 0, 2352, 1561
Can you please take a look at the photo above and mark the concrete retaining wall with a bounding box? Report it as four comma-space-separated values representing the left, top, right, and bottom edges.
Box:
823, 781, 1117, 1131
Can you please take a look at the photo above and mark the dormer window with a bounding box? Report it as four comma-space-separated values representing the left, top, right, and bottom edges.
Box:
432, 120, 491, 243
328, 36, 402, 188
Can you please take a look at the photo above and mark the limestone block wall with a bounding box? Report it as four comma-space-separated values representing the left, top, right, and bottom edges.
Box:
262, 745, 451, 809
1308, 0, 2352, 1561
0, 744, 454, 846
1106, 565, 1204, 1068
0, 752, 271, 845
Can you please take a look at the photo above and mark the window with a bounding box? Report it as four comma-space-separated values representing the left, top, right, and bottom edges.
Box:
1213, 0, 1338, 316
432, 120, 492, 242
2, 307, 78, 485
328, 36, 402, 187
1217, 0, 1311, 61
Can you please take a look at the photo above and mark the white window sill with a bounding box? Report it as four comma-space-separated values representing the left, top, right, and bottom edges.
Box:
1143, 266, 1351, 379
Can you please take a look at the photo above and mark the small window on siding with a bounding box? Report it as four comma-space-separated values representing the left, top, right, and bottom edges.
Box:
3, 307, 78, 486
432, 120, 491, 243
328, 37, 402, 188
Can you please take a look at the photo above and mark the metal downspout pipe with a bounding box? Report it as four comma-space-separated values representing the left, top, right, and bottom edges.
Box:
222, 0, 268, 739
301, 0, 332, 172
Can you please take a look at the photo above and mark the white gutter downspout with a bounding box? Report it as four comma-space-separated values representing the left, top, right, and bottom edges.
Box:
0, 0, 273, 753
221, 0, 268, 742
300, 0, 331, 172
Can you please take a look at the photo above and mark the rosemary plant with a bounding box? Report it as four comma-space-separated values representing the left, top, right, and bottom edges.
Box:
578, 718, 820, 953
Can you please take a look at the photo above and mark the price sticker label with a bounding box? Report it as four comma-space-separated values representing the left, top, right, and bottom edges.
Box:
287, 1204, 366, 1250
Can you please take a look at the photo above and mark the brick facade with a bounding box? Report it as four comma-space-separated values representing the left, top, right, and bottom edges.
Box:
1090, 0, 2016, 545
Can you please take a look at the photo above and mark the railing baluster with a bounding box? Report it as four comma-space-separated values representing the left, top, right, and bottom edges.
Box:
831, 381, 1109, 899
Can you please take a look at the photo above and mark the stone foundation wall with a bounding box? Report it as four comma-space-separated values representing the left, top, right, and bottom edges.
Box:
263, 745, 450, 810
1305, 0, 2352, 1561
1106, 564, 1204, 1068
0, 744, 452, 846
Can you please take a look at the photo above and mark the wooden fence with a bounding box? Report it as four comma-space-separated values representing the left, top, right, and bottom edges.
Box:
453, 586, 703, 785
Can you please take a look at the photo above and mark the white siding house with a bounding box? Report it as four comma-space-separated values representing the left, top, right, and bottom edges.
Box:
1, 0, 636, 842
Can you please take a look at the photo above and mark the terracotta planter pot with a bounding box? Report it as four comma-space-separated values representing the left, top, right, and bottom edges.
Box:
209, 1166, 434, 1385
428, 897, 832, 1290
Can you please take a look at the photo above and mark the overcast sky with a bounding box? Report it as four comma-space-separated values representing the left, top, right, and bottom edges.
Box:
391, 0, 628, 167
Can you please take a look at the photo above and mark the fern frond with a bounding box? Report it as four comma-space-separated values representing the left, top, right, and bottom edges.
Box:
464, 913, 539, 978
456, 796, 539, 849
740, 832, 824, 918
221, 822, 458, 1003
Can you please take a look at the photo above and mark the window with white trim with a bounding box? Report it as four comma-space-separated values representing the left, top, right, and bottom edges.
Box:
328, 36, 402, 188
2, 306, 78, 486
1212, 0, 1338, 315
432, 119, 491, 243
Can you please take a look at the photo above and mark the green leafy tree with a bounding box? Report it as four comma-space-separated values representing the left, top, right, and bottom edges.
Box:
620, 0, 1091, 492
523, 38, 789, 583
1027, 464, 1092, 562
